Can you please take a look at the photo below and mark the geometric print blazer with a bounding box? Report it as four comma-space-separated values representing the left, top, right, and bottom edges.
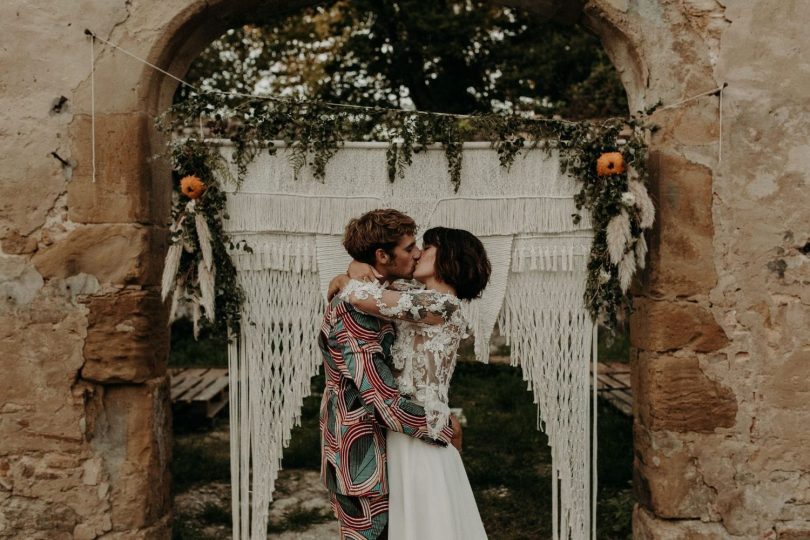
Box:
319, 296, 453, 498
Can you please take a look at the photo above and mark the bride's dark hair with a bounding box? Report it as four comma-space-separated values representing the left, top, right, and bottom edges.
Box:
422, 227, 491, 301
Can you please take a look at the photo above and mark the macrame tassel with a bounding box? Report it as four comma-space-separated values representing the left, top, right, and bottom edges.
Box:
198, 258, 216, 321
161, 243, 182, 301
196, 213, 214, 271
457, 236, 513, 363
606, 210, 631, 265
498, 270, 594, 540
230, 268, 325, 538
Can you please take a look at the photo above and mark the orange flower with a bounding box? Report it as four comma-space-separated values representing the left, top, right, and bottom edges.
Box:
179, 175, 206, 199
596, 152, 626, 176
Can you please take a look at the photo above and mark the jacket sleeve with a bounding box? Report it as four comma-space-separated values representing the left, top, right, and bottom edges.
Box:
329, 302, 453, 446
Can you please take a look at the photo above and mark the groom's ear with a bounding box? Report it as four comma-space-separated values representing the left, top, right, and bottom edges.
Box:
374, 248, 390, 265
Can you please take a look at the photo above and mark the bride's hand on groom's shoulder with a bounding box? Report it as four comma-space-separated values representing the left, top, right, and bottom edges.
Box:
327, 274, 351, 301
347, 260, 382, 282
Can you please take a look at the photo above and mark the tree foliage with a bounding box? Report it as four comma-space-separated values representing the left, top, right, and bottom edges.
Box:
179, 0, 627, 120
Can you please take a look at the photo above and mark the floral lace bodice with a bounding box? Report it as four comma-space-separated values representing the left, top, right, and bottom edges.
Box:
339, 279, 468, 439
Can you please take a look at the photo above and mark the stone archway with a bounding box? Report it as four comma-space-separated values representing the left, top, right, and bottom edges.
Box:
135, 2, 729, 537
8, 0, 810, 538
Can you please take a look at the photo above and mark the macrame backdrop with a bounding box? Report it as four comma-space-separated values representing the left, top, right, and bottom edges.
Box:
221, 141, 597, 540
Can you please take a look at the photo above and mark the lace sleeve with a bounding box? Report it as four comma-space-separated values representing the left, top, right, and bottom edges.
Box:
338, 280, 458, 326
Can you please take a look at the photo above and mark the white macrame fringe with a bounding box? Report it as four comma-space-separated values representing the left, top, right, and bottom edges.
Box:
228, 269, 324, 539
224, 193, 591, 236
229, 233, 319, 273
511, 234, 593, 273
459, 236, 513, 364
498, 270, 596, 540
221, 143, 599, 540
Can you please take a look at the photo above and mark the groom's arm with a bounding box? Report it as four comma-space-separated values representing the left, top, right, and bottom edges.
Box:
329, 302, 454, 446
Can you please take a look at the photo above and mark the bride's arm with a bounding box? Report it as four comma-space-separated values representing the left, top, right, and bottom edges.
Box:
326, 260, 381, 301
339, 280, 451, 325
347, 260, 382, 282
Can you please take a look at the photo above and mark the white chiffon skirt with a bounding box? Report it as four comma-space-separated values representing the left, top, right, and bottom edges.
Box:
387, 430, 488, 540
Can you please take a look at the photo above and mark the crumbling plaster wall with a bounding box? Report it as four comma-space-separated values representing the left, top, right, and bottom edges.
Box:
0, 0, 807, 538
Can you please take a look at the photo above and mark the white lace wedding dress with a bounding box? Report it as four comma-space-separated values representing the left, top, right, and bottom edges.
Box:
340, 280, 488, 540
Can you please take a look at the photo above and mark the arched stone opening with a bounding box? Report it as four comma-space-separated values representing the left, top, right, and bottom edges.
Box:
12, 1, 810, 539
71, 0, 725, 537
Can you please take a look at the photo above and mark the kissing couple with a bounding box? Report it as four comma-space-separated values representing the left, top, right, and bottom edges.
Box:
318, 208, 491, 539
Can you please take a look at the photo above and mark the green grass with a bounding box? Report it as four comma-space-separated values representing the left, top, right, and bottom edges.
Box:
449, 361, 633, 539
267, 508, 333, 533
198, 502, 232, 526
598, 324, 631, 363
170, 319, 229, 368
171, 435, 231, 494
172, 502, 232, 540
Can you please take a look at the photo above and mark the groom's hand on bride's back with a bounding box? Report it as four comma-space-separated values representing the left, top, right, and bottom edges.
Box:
450, 414, 463, 453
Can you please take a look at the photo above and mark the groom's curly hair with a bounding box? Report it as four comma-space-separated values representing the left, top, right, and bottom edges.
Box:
343, 209, 417, 264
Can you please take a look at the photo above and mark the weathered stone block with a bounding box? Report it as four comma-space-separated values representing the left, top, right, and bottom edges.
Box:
92, 377, 172, 532
633, 504, 730, 539
0, 300, 87, 455
630, 297, 729, 353
635, 353, 737, 433
0, 229, 39, 255
643, 151, 717, 297
778, 528, 810, 540
68, 113, 165, 225
762, 348, 810, 409
0, 496, 78, 539
31, 224, 167, 287
633, 423, 717, 519
79, 290, 169, 384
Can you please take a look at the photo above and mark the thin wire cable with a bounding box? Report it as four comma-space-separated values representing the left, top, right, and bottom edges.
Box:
85, 29, 198, 93
90, 34, 97, 183
656, 85, 724, 111
654, 83, 726, 170
591, 323, 598, 540
718, 83, 725, 166
85, 27, 726, 130
83, 28, 596, 126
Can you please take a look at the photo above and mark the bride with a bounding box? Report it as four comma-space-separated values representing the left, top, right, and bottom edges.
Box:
329, 226, 491, 540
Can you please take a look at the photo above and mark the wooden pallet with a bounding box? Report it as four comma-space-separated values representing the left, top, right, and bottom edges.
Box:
475, 356, 633, 416
169, 368, 230, 419
591, 361, 633, 416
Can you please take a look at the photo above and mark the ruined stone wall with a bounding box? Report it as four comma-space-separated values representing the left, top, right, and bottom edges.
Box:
583, 1, 810, 538
0, 2, 176, 537
0, 0, 807, 538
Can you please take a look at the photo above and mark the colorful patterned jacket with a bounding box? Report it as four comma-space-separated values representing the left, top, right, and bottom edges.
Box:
319, 295, 453, 497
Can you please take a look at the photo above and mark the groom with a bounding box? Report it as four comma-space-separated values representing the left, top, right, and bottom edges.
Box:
318, 208, 461, 539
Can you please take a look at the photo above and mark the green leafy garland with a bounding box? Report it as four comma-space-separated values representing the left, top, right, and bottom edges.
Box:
157, 93, 652, 334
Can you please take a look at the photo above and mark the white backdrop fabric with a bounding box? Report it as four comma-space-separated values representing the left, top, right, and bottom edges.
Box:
221, 142, 597, 540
